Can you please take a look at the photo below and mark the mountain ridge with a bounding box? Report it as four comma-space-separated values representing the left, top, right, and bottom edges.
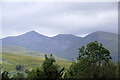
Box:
1, 31, 118, 61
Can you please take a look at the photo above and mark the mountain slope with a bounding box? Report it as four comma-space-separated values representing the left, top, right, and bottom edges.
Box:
1, 31, 118, 61
64, 31, 118, 61
1, 46, 65, 61
2, 53, 71, 72
1, 31, 82, 59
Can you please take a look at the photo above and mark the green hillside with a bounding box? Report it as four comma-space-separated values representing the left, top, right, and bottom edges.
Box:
1, 46, 66, 61
1, 53, 71, 72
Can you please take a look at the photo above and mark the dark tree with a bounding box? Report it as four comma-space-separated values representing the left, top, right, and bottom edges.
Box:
12, 72, 25, 79
24, 69, 30, 73
2, 71, 10, 80
15, 65, 23, 71
42, 54, 64, 79
77, 41, 112, 63
27, 68, 45, 79
65, 41, 117, 78
27, 54, 64, 80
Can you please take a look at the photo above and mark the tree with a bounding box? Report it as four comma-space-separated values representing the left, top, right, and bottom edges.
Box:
27, 67, 46, 79
0, 64, 2, 80
27, 54, 64, 79
65, 41, 116, 78
15, 65, 23, 71
77, 41, 112, 63
2, 71, 10, 80
99, 62, 117, 78
12, 72, 25, 79
42, 54, 64, 79
118, 62, 120, 78
78, 41, 112, 78
24, 69, 30, 74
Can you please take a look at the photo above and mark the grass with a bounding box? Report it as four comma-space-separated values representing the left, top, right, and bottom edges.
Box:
2, 52, 71, 72
1, 46, 66, 61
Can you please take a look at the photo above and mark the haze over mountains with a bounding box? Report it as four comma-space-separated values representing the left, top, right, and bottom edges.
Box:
1, 31, 118, 61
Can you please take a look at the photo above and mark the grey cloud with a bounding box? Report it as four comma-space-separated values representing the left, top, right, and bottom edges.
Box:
2, 2, 118, 38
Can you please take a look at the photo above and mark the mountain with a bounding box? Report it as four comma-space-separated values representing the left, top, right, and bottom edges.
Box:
64, 31, 118, 61
1, 31, 118, 61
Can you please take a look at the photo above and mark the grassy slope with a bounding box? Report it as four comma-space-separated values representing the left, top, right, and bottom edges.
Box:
2, 53, 71, 72
1, 46, 66, 61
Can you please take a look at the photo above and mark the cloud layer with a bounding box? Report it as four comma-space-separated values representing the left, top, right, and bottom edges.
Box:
2, 2, 118, 38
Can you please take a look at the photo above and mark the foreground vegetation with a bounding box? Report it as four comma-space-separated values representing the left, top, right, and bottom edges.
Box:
1, 41, 120, 79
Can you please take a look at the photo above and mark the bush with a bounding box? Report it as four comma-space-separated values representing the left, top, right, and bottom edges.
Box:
15, 65, 23, 71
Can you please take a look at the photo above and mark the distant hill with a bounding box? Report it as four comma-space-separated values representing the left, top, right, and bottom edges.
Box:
1, 46, 65, 61
1, 31, 118, 61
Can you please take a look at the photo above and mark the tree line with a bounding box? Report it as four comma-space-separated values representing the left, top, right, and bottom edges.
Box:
1, 41, 120, 80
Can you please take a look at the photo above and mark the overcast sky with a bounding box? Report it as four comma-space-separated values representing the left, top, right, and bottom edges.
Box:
1, 2, 118, 38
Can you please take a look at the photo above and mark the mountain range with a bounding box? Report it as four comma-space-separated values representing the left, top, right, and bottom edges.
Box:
1, 31, 119, 61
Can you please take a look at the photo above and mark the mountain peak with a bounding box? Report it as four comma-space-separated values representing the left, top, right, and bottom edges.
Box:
18, 31, 48, 38
27, 30, 39, 34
